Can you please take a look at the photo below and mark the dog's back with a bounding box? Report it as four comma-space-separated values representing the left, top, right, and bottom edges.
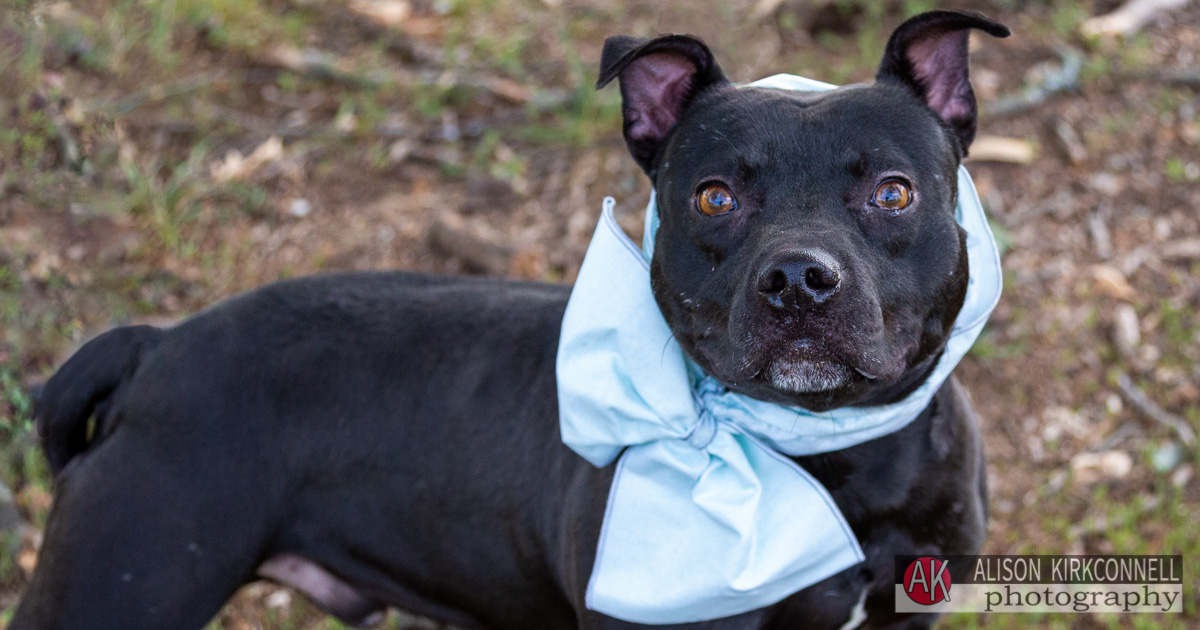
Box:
18, 272, 589, 630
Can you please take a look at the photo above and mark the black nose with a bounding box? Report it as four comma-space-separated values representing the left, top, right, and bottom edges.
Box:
757, 252, 842, 309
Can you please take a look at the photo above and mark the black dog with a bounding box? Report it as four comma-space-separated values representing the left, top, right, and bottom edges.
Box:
13, 11, 1008, 630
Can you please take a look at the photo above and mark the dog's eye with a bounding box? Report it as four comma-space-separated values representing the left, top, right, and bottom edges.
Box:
872, 180, 912, 211
697, 184, 737, 216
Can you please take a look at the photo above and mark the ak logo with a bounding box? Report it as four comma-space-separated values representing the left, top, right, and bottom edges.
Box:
903, 557, 952, 605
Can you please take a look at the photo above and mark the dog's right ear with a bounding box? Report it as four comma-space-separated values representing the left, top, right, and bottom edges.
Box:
597, 34, 728, 174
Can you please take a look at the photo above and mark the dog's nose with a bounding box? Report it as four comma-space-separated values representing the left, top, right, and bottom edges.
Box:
757, 252, 842, 309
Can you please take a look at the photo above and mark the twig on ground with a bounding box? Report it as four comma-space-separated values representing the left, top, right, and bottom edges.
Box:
1080, 0, 1189, 38
49, 108, 84, 174
1161, 239, 1200, 260
428, 212, 514, 275
100, 69, 233, 114
1092, 421, 1144, 452
986, 47, 1083, 117
1117, 373, 1196, 448
1116, 69, 1200, 87
262, 45, 571, 108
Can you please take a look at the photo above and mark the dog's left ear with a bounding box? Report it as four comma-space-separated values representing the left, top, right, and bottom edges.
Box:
876, 11, 1010, 152
596, 34, 729, 174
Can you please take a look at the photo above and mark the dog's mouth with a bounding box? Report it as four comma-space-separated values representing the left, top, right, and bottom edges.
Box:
675, 290, 917, 406
687, 323, 908, 405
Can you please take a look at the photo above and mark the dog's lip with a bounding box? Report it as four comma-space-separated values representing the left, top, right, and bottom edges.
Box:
688, 327, 892, 390
854, 366, 880, 380
772, 336, 898, 381
743, 339, 882, 392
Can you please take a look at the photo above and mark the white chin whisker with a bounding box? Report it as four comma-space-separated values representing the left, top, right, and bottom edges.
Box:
768, 360, 850, 393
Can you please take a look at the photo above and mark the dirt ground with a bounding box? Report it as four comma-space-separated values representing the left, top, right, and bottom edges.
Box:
1, 0, 1198, 628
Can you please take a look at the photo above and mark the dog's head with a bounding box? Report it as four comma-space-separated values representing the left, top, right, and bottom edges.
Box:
598, 11, 1009, 411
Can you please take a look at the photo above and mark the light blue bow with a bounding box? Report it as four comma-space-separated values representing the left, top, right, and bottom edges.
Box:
556, 74, 1002, 624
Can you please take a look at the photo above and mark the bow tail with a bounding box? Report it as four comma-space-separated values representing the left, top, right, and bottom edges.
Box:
586, 432, 865, 624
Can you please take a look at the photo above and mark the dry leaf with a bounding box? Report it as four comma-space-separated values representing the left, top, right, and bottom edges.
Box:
1070, 450, 1133, 485
268, 45, 307, 72
18, 549, 38, 575
1113, 303, 1141, 360
967, 136, 1036, 164
751, 0, 786, 21
348, 0, 411, 27
483, 76, 534, 104
210, 136, 284, 183
1091, 264, 1136, 301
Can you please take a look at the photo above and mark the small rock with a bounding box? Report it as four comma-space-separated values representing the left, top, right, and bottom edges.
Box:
440, 110, 460, 143
265, 588, 292, 609
1154, 217, 1172, 240
1071, 450, 1134, 485
1112, 303, 1141, 360
1046, 470, 1069, 493
388, 139, 414, 163
1170, 464, 1194, 489
288, 198, 312, 218
1105, 392, 1124, 415
29, 252, 62, 281
1151, 442, 1183, 473
1089, 213, 1112, 259
243, 583, 270, 598
1042, 405, 1089, 442
1089, 172, 1124, 197
1055, 119, 1087, 164
377, 225, 395, 244
1154, 365, 1184, 385
333, 110, 357, 133
1027, 435, 1045, 463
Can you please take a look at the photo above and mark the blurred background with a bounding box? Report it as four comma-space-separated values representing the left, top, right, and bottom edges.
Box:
0, 0, 1198, 628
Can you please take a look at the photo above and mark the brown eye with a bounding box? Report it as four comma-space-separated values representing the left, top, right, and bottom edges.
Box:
872, 179, 912, 211
697, 184, 737, 216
